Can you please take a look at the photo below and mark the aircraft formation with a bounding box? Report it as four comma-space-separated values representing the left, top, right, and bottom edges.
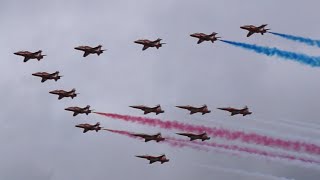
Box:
14, 24, 263, 165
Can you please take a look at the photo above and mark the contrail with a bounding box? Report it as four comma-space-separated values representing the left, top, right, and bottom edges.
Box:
105, 128, 320, 165
269, 32, 320, 48
220, 40, 320, 67
95, 112, 320, 156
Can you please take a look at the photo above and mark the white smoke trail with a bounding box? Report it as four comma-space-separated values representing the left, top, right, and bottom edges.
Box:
193, 163, 295, 180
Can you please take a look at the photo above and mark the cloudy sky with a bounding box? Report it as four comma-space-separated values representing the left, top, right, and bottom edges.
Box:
1, 0, 320, 179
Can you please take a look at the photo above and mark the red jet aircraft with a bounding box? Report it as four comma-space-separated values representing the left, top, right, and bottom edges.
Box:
129, 104, 164, 115
190, 32, 221, 44
32, 71, 61, 83
176, 132, 210, 141
49, 88, 78, 100
65, 105, 93, 116
74, 45, 106, 57
240, 24, 269, 37
14, 50, 46, 62
176, 104, 211, 115
134, 38, 166, 51
135, 154, 169, 164
75, 122, 102, 133
131, 132, 165, 142
217, 106, 252, 116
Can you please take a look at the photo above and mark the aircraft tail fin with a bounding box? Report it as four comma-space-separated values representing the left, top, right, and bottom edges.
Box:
258, 24, 268, 29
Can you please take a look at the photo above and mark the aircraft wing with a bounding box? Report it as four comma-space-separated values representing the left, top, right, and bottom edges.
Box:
23, 57, 30, 62
197, 39, 204, 44
176, 133, 193, 137
41, 78, 47, 83
176, 106, 192, 110
247, 31, 254, 37
258, 24, 268, 28
136, 155, 149, 159
142, 46, 149, 51
83, 52, 90, 57
132, 133, 147, 138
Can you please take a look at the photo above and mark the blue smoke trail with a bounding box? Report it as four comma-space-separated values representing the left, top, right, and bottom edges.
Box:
269, 32, 320, 48
220, 40, 320, 67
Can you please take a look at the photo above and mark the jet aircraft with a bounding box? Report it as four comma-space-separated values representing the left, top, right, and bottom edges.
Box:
240, 24, 269, 37
176, 104, 211, 115
135, 154, 169, 164
131, 132, 165, 142
217, 106, 252, 116
75, 122, 102, 133
176, 132, 210, 141
49, 88, 78, 100
65, 105, 93, 116
129, 104, 164, 115
134, 38, 165, 50
74, 45, 106, 57
190, 32, 221, 44
14, 50, 46, 62
32, 71, 61, 83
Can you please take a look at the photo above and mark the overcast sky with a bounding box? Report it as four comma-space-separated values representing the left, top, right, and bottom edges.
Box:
1, 0, 320, 180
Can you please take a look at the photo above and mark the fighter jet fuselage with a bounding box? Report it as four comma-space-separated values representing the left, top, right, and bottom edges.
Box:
217, 106, 252, 116
49, 88, 77, 100
75, 122, 102, 133
129, 104, 164, 115
176, 105, 211, 115
65, 105, 93, 116
14, 50, 46, 62
176, 132, 211, 141
132, 133, 165, 142
190, 32, 221, 44
240, 24, 269, 37
74, 45, 106, 57
134, 38, 165, 51
135, 154, 169, 164
32, 71, 61, 83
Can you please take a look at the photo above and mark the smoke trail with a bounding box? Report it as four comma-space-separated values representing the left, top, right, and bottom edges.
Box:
104, 129, 208, 151
269, 32, 320, 47
105, 128, 320, 165
220, 40, 320, 67
195, 163, 294, 180
95, 112, 320, 156
167, 137, 320, 164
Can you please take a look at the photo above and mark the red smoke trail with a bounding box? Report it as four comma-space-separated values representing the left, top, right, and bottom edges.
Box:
104, 128, 320, 165
167, 137, 320, 164
103, 129, 209, 151
95, 112, 320, 156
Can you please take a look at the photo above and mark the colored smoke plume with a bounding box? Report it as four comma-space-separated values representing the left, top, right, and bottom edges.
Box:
105, 128, 320, 164
95, 112, 320, 156
220, 40, 320, 67
269, 32, 320, 48
167, 137, 320, 164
